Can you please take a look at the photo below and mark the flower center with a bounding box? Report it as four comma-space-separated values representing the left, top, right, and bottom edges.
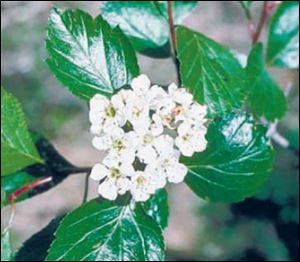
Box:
136, 176, 146, 185
143, 133, 154, 144
182, 134, 190, 142
105, 105, 116, 117
173, 105, 184, 116
133, 106, 143, 118
110, 168, 121, 179
112, 139, 124, 151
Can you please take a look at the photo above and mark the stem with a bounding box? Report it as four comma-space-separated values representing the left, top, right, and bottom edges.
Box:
70, 166, 92, 175
252, 1, 269, 44
245, 8, 256, 41
7, 166, 92, 206
167, 1, 181, 85
5, 176, 53, 231
8, 176, 53, 204
82, 172, 90, 204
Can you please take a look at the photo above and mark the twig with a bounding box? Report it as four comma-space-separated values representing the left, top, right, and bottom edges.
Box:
70, 166, 92, 175
245, 1, 280, 44
244, 7, 256, 41
167, 1, 181, 85
5, 176, 53, 231
252, 1, 269, 44
82, 172, 91, 204
8, 176, 53, 204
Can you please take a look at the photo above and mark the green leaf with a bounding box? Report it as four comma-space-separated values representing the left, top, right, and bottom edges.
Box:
239, 1, 253, 10
47, 7, 139, 100
176, 26, 247, 115
182, 113, 274, 203
1, 134, 75, 206
15, 216, 65, 261
156, 1, 198, 24
1, 231, 12, 261
142, 189, 169, 229
1, 87, 42, 176
246, 43, 287, 121
267, 1, 299, 68
1, 188, 7, 209
101, 1, 197, 57
46, 199, 165, 261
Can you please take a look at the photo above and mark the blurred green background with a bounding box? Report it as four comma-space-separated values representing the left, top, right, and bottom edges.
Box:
1, 1, 299, 261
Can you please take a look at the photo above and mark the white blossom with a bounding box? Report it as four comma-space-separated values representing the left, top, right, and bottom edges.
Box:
175, 122, 208, 157
89, 74, 208, 202
130, 171, 157, 202
89, 94, 126, 135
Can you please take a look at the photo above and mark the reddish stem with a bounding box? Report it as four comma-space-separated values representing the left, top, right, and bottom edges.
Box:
167, 0, 181, 85
252, 1, 279, 44
8, 176, 53, 206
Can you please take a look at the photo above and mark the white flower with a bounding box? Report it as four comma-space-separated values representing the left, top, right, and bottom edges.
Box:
130, 171, 157, 202
89, 74, 208, 202
168, 83, 193, 107
126, 96, 150, 132
89, 94, 126, 135
131, 74, 151, 98
90, 155, 134, 200
111, 89, 136, 112
150, 139, 187, 184
92, 128, 136, 163
175, 122, 208, 157
174, 102, 207, 126
135, 116, 165, 164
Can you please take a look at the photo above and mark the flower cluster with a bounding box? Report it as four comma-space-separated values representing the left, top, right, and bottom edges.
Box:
89, 75, 208, 202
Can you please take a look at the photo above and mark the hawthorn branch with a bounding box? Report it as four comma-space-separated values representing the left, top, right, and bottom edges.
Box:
4, 176, 53, 232
252, 1, 269, 44
167, 1, 181, 85
244, 6, 256, 41
7, 166, 92, 206
69, 166, 92, 174
245, 1, 281, 44
82, 171, 91, 204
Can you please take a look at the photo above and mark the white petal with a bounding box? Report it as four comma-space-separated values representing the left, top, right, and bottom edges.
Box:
90, 164, 109, 181
92, 136, 111, 151
150, 114, 163, 136
174, 89, 193, 106
148, 85, 168, 109
103, 118, 118, 133
193, 135, 208, 152
131, 188, 150, 202
98, 180, 118, 200
137, 146, 157, 164
168, 83, 178, 95
175, 137, 194, 157
154, 171, 167, 188
120, 162, 135, 175
153, 135, 174, 155
90, 124, 102, 136
90, 94, 109, 112
132, 117, 151, 134
131, 74, 151, 97
177, 122, 190, 136
119, 148, 136, 164
89, 110, 103, 125
111, 127, 125, 139
166, 163, 188, 183
117, 178, 131, 195
116, 112, 127, 127
103, 152, 120, 168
